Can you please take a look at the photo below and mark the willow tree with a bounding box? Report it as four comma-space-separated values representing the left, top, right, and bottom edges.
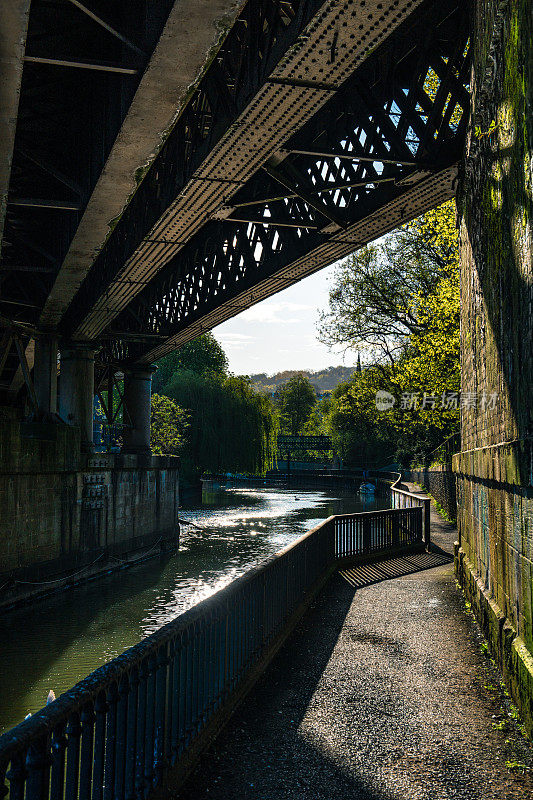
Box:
163, 371, 278, 477
152, 333, 228, 393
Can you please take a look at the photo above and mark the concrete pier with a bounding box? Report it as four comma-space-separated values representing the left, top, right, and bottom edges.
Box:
122, 365, 156, 455
33, 334, 58, 417
59, 343, 96, 451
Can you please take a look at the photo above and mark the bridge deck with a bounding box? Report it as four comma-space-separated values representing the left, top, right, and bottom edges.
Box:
0, 0, 470, 386
178, 503, 533, 800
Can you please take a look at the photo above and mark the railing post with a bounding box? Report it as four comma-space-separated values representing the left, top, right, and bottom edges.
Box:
79, 705, 96, 800
363, 515, 371, 554
50, 722, 67, 800
391, 513, 400, 547
423, 498, 431, 549
6, 751, 26, 800
26, 736, 51, 800
65, 713, 82, 800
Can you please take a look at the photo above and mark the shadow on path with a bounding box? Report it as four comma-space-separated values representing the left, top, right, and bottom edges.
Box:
178, 543, 533, 800
339, 550, 452, 589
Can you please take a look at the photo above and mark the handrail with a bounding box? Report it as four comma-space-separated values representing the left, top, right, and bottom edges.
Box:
0, 505, 425, 800
389, 473, 431, 548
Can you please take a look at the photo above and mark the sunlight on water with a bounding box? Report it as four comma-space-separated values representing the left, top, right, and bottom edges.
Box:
0, 486, 386, 733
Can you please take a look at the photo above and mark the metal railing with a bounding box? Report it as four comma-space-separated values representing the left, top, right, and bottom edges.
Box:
0, 507, 425, 800
390, 474, 431, 548
335, 507, 422, 560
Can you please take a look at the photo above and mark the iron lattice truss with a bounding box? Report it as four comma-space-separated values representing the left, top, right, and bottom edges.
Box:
0, 0, 471, 385
278, 435, 334, 455
92, 0, 470, 365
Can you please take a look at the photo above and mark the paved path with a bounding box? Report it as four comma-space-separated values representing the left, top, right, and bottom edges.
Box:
178, 493, 533, 799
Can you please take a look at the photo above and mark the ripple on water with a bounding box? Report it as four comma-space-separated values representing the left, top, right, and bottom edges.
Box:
0, 486, 388, 732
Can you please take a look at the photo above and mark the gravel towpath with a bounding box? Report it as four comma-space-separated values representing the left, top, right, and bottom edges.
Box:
178, 490, 533, 800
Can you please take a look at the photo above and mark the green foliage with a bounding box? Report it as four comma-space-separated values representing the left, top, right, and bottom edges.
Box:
319, 200, 458, 362
163, 371, 278, 478
150, 394, 189, 455
275, 374, 317, 435
152, 333, 228, 393
474, 119, 498, 139
320, 201, 460, 466
325, 366, 397, 465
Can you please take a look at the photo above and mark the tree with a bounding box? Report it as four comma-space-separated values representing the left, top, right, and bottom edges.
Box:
150, 394, 189, 455
152, 333, 228, 393
318, 200, 458, 362
163, 371, 278, 477
319, 200, 460, 466
275, 374, 317, 435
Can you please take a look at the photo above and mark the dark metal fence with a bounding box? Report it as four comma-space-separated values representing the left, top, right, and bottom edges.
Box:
390, 475, 431, 548
0, 507, 424, 800
335, 507, 422, 560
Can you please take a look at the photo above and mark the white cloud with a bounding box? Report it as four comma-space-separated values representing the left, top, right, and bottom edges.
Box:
216, 332, 252, 343
216, 331, 253, 351
213, 264, 348, 374
239, 300, 312, 325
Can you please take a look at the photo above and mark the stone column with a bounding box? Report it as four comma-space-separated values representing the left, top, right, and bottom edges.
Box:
59, 343, 96, 451
121, 365, 156, 455
33, 334, 58, 416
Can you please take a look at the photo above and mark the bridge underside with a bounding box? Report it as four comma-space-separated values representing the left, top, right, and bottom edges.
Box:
0, 0, 470, 394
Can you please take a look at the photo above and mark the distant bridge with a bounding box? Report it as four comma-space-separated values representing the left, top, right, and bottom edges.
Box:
1, 0, 470, 440
277, 434, 334, 454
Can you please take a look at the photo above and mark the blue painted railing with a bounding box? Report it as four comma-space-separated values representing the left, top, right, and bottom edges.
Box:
0, 506, 424, 800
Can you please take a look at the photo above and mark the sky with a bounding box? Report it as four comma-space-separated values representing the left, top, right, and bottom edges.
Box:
213, 261, 356, 376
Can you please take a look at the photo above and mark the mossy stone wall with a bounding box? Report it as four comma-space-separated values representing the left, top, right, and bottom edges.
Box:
456, 0, 533, 735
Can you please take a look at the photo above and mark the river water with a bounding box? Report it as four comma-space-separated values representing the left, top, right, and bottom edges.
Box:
0, 484, 387, 733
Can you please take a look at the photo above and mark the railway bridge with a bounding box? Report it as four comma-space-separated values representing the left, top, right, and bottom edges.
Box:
2, 0, 470, 450
1, 0, 532, 759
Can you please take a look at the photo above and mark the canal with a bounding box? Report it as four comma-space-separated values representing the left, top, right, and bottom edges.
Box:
0, 484, 388, 733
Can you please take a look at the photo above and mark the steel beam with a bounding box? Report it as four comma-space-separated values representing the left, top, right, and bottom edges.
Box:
261, 161, 345, 229
61, 0, 432, 340
286, 149, 420, 166
39, 0, 247, 329
0, 0, 31, 256
138, 164, 459, 363
63, 0, 146, 57
8, 197, 82, 211
23, 56, 138, 75
91, 0, 470, 364
8, 337, 34, 396
18, 148, 84, 198
0, 265, 55, 274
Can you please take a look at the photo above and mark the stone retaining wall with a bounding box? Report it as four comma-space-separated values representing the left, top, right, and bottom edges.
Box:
456, 0, 533, 736
405, 467, 457, 521
0, 419, 180, 608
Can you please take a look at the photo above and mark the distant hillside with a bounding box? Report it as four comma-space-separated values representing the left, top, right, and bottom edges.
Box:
249, 365, 357, 395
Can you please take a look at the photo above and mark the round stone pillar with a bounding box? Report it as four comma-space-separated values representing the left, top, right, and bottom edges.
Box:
34, 333, 58, 416
121, 365, 156, 455
59, 343, 96, 451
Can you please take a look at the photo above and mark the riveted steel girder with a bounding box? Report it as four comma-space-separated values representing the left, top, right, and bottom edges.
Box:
1, 0, 471, 384
95, 0, 471, 365
64, 0, 466, 345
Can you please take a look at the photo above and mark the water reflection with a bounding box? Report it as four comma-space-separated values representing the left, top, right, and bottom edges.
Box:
0, 486, 387, 732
